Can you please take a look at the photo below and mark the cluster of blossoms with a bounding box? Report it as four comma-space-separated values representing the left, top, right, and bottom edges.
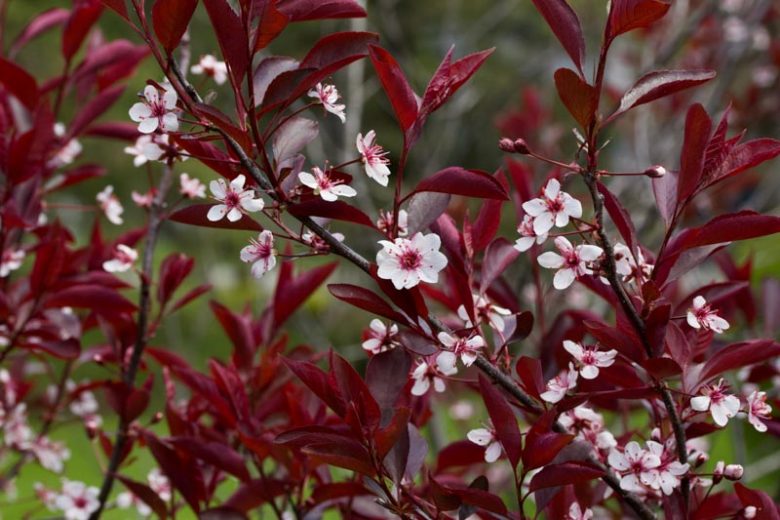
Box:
361, 319, 399, 355
537, 340, 617, 404
689, 379, 772, 430
36, 480, 99, 520
608, 439, 690, 496
558, 405, 617, 455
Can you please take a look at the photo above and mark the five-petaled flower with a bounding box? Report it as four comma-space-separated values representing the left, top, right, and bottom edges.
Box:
607, 441, 662, 493
190, 54, 228, 85
102, 244, 138, 273
54, 480, 100, 520
436, 332, 485, 368
563, 340, 617, 380
746, 390, 772, 432
180, 173, 206, 199
376, 232, 448, 290
687, 295, 730, 333
467, 426, 502, 463
129, 85, 179, 134
356, 130, 391, 186
643, 440, 690, 495
691, 379, 741, 427
558, 405, 617, 452
537, 237, 603, 290
308, 83, 346, 123
207, 174, 264, 222
240, 230, 277, 279
514, 214, 548, 252
411, 355, 457, 396
0, 248, 25, 278
298, 167, 357, 201
457, 294, 512, 333
96, 185, 124, 225
522, 178, 582, 235
361, 319, 399, 354
540, 362, 578, 403
377, 209, 408, 237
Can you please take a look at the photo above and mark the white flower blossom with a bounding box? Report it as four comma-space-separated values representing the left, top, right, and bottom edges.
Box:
308, 83, 346, 123
240, 230, 277, 278
608, 441, 662, 494
436, 332, 485, 368
691, 379, 741, 427
522, 179, 582, 235
563, 340, 617, 380
540, 363, 578, 404
566, 502, 593, 520
411, 356, 457, 396
207, 174, 264, 222
362, 319, 399, 354
129, 85, 179, 134
467, 427, 502, 463
190, 54, 228, 85
537, 237, 603, 290
376, 232, 448, 290
49, 123, 82, 168
514, 214, 548, 252
457, 294, 512, 333
54, 480, 100, 520
102, 244, 138, 273
356, 130, 391, 186
746, 390, 772, 432
298, 167, 357, 201
687, 296, 730, 334
179, 173, 206, 199
0, 249, 25, 278
96, 185, 124, 225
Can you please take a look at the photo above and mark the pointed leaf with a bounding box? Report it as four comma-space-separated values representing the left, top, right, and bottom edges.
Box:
529, 0, 585, 73
609, 69, 716, 121
607, 0, 671, 40
152, 0, 198, 54
554, 68, 597, 129
368, 45, 418, 132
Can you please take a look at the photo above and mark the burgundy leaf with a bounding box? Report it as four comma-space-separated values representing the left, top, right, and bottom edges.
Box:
223, 479, 288, 513
302, 441, 375, 475
117, 476, 168, 519
169, 204, 264, 232
209, 301, 255, 367
152, 0, 198, 54
287, 199, 375, 227
478, 374, 522, 468
157, 253, 194, 306
554, 68, 597, 129
366, 348, 411, 412
170, 437, 251, 481
368, 45, 418, 133
300, 31, 379, 70
528, 461, 604, 491
609, 69, 716, 122
144, 433, 205, 513
252, 0, 288, 51
252, 56, 299, 106
173, 137, 239, 179
45, 286, 137, 315
272, 116, 318, 163
277, 0, 366, 21
272, 261, 338, 329
652, 168, 678, 228
479, 238, 519, 294
606, 0, 671, 41
0, 57, 39, 110
734, 483, 780, 520
523, 413, 574, 470
705, 138, 780, 189
677, 103, 712, 204
67, 84, 125, 139
405, 192, 451, 236
419, 46, 494, 118
328, 283, 407, 323
413, 167, 508, 200
671, 211, 780, 253
99, 0, 129, 21
529, 0, 585, 73
203, 0, 250, 84
283, 358, 347, 417
62, 0, 103, 61
597, 181, 637, 254
698, 340, 780, 386
515, 356, 545, 400
10, 8, 69, 56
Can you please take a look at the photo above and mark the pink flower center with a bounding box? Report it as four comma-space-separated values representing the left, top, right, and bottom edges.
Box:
564, 250, 580, 268
546, 196, 564, 213
581, 349, 596, 365
399, 248, 422, 270
150, 99, 168, 118
74, 496, 88, 509
224, 190, 241, 209
249, 240, 272, 260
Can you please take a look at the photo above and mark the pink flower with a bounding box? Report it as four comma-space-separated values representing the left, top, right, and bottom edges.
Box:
129, 85, 179, 134
607, 441, 662, 493
467, 427, 502, 463
376, 232, 448, 290
558, 405, 616, 452
179, 173, 206, 199
457, 294, 512, 333
746, 390, 772, 432
566, 502, 593, 520
124, 135, 161, 166
356, 130, 391, 186
643, 440, 689, 495
687, 296, 730, 333
148, 468, 171, 501
436, 332, 485, 368
298, 167, 357, 201
308, 83, 346, 123
302, 230, 344, 253
3, 404, 32, 448
563, 340, 617, 380
240, 230, 276, 278
207, 174, 264, 222
31, 437, 70, 473
514, 214, 547, 252
49, 123, 82, 168
522, 178, 582, 235
54, 480, 100, 520
540, 363, 578, 403
102, 244, 138, 273
190, 54, 228, 85
691, 379, 741, 427
96, 185, 124, 225
411, 355, 457, 396
612, 242, 653, 283
537, 237, 603, 290
131, 189, 156, 208
377, 209, 408, 237
0, 248, 25, 278
362, 319, 399, 354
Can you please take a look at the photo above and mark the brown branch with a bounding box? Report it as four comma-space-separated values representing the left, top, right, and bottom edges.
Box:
89, 164, 175, 520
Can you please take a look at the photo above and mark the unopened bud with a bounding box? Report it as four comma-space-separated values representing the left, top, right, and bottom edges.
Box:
151, 411, 164, 424
498, 137, 516, 153
744, 506, 757, 519
724, 464, 744, 480
513, 138, 531, 155
644, 165, 667, 178
713, 460, 725, 484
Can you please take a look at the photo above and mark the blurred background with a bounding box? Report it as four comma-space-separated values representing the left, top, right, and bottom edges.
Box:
3, 0, 779, 516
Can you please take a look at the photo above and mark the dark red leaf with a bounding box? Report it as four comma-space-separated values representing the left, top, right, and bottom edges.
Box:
368, 45, 418, 132
366, 348, 411, 412
99, 0, 129, 21
734, 483, 780, 520
529, 0, 585, 73
436, 440, 489, 472
523, 413, 574, 470
554, 68, 597, 129
10, 8, 69, 56
641, 357, 682, 380
607, 0, 671, 41
608, 69, 716, 122
677, 103, 712, 204
62, 0, 103, 61
705, 138, 780, 189
209, 301, 255, 367
170, 437, 251, 481
144, 433, 205, 513
479, 238, 519, 294
272, 262, 337, 328
515, 356, 545, 400
287, 199, 374, 227
67, 84, 125, 139
302, 441, 375, 475
328, 283, 407, 323
158, 253, 194, 306
283, 358, 346, 417
173, 136, 239, 179
169, 204, 264, 232
252, 0, 288, 51
698, 340, 780, 386
310, 483, 370, 504
597, 181, 638, 254
276, 0, 366, 21
478, 374, 522, 468
223, 479, 288, 513
203, 0, 250, 84
0, 57, 39, 110
413, 167, 508, 200
300, 31, 379, 70
670, 211, 780, 254
152, 0, 198, 54
45, 286, 137, 315
528, 461, 604, 491
117, 476, 168, 519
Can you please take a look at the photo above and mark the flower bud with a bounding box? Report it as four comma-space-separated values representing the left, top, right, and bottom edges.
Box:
151, 411, 164, 424
724, 464, 744, 480
513, 138, 531, 155
744, 506, 757, 519
644, 165, 667, 178
498, 138, 516, 153
713, 460, 725, 484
